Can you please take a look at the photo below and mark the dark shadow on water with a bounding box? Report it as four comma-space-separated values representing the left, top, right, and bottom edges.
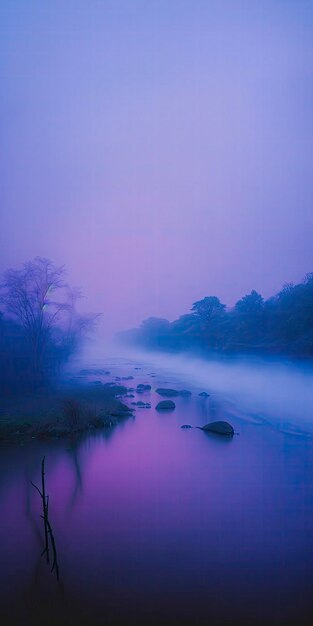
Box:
199, 430, 235, 446
66, 443, 84, 510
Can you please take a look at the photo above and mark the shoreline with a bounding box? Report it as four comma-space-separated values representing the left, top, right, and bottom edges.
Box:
0, 379, 134, 445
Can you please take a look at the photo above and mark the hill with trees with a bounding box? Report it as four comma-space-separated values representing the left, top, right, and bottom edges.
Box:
118, 274, 313, 359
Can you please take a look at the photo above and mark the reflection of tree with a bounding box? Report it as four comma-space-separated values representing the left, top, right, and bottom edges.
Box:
198, 396, 222, 424
198, 395, 211, 422
67, 443, 83, 510
26, 479, 45, 598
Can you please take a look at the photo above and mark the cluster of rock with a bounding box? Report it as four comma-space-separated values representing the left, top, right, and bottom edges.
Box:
79, 367, 234, 438
136, 384, 152, 393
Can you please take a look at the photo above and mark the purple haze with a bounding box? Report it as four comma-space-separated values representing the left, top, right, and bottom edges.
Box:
1, 0, 313, 336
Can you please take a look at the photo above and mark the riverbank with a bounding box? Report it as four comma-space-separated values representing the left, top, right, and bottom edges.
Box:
0, 379, 134, 444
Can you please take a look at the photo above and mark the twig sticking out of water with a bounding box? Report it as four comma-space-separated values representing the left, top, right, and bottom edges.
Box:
31, 456, 60, 581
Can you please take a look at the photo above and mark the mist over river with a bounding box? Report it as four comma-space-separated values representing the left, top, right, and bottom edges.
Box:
1, 350, 313, 625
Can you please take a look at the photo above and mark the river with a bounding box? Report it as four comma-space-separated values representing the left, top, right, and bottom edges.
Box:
0, 351, 313, 625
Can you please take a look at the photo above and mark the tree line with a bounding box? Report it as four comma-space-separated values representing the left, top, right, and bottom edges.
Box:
118, 274, 313, 358
0, 257, 97, 394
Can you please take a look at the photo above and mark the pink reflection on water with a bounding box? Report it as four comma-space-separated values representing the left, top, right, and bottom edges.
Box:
1, 364, 313, 625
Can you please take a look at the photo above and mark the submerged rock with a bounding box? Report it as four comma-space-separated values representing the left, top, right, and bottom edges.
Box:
156, 388, 180, 397
156, 400, 176, 411
180, 390, 192, 397
199, 392, 210, 397
201, 421, 234, 436
181, 424, 192, 429
103, 384, 128, 395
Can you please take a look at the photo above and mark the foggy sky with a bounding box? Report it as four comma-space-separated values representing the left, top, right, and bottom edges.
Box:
1, 0, 313, 336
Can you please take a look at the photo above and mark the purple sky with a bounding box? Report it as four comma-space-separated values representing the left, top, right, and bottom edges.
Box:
1, 0, 313, 336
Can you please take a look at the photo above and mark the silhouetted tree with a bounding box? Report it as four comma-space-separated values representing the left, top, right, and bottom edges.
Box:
120, 275, 313, 358
232, 290, 265, 346
0, 257, 98, 390
191, 296, 226, 321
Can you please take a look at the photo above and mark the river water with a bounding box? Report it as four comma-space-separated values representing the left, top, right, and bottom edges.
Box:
0, 353, 313, 625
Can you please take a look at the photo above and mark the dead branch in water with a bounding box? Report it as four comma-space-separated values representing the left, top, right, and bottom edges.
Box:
31, 456, 60, 581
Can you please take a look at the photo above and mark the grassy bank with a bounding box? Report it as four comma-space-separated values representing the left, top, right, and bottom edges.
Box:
0, 382, 134, 444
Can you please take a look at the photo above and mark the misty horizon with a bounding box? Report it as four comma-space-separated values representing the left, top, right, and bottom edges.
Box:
1, 0, 313, 337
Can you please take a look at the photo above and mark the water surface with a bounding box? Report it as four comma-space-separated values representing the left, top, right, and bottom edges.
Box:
0, 356, 313, 625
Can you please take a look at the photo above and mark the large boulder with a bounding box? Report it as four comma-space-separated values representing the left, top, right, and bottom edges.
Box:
201, 421, 234, 436
180, 390, 192, 397
156, 400, 176, 411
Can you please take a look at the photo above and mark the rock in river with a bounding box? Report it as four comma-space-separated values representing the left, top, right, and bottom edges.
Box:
156, 388, 180, 397
156, 388, 192, 397
156, 400, 176, 411
201, 421, 234, 436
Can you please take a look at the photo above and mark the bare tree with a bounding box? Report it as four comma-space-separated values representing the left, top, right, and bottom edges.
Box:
0, 257, 97, 389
